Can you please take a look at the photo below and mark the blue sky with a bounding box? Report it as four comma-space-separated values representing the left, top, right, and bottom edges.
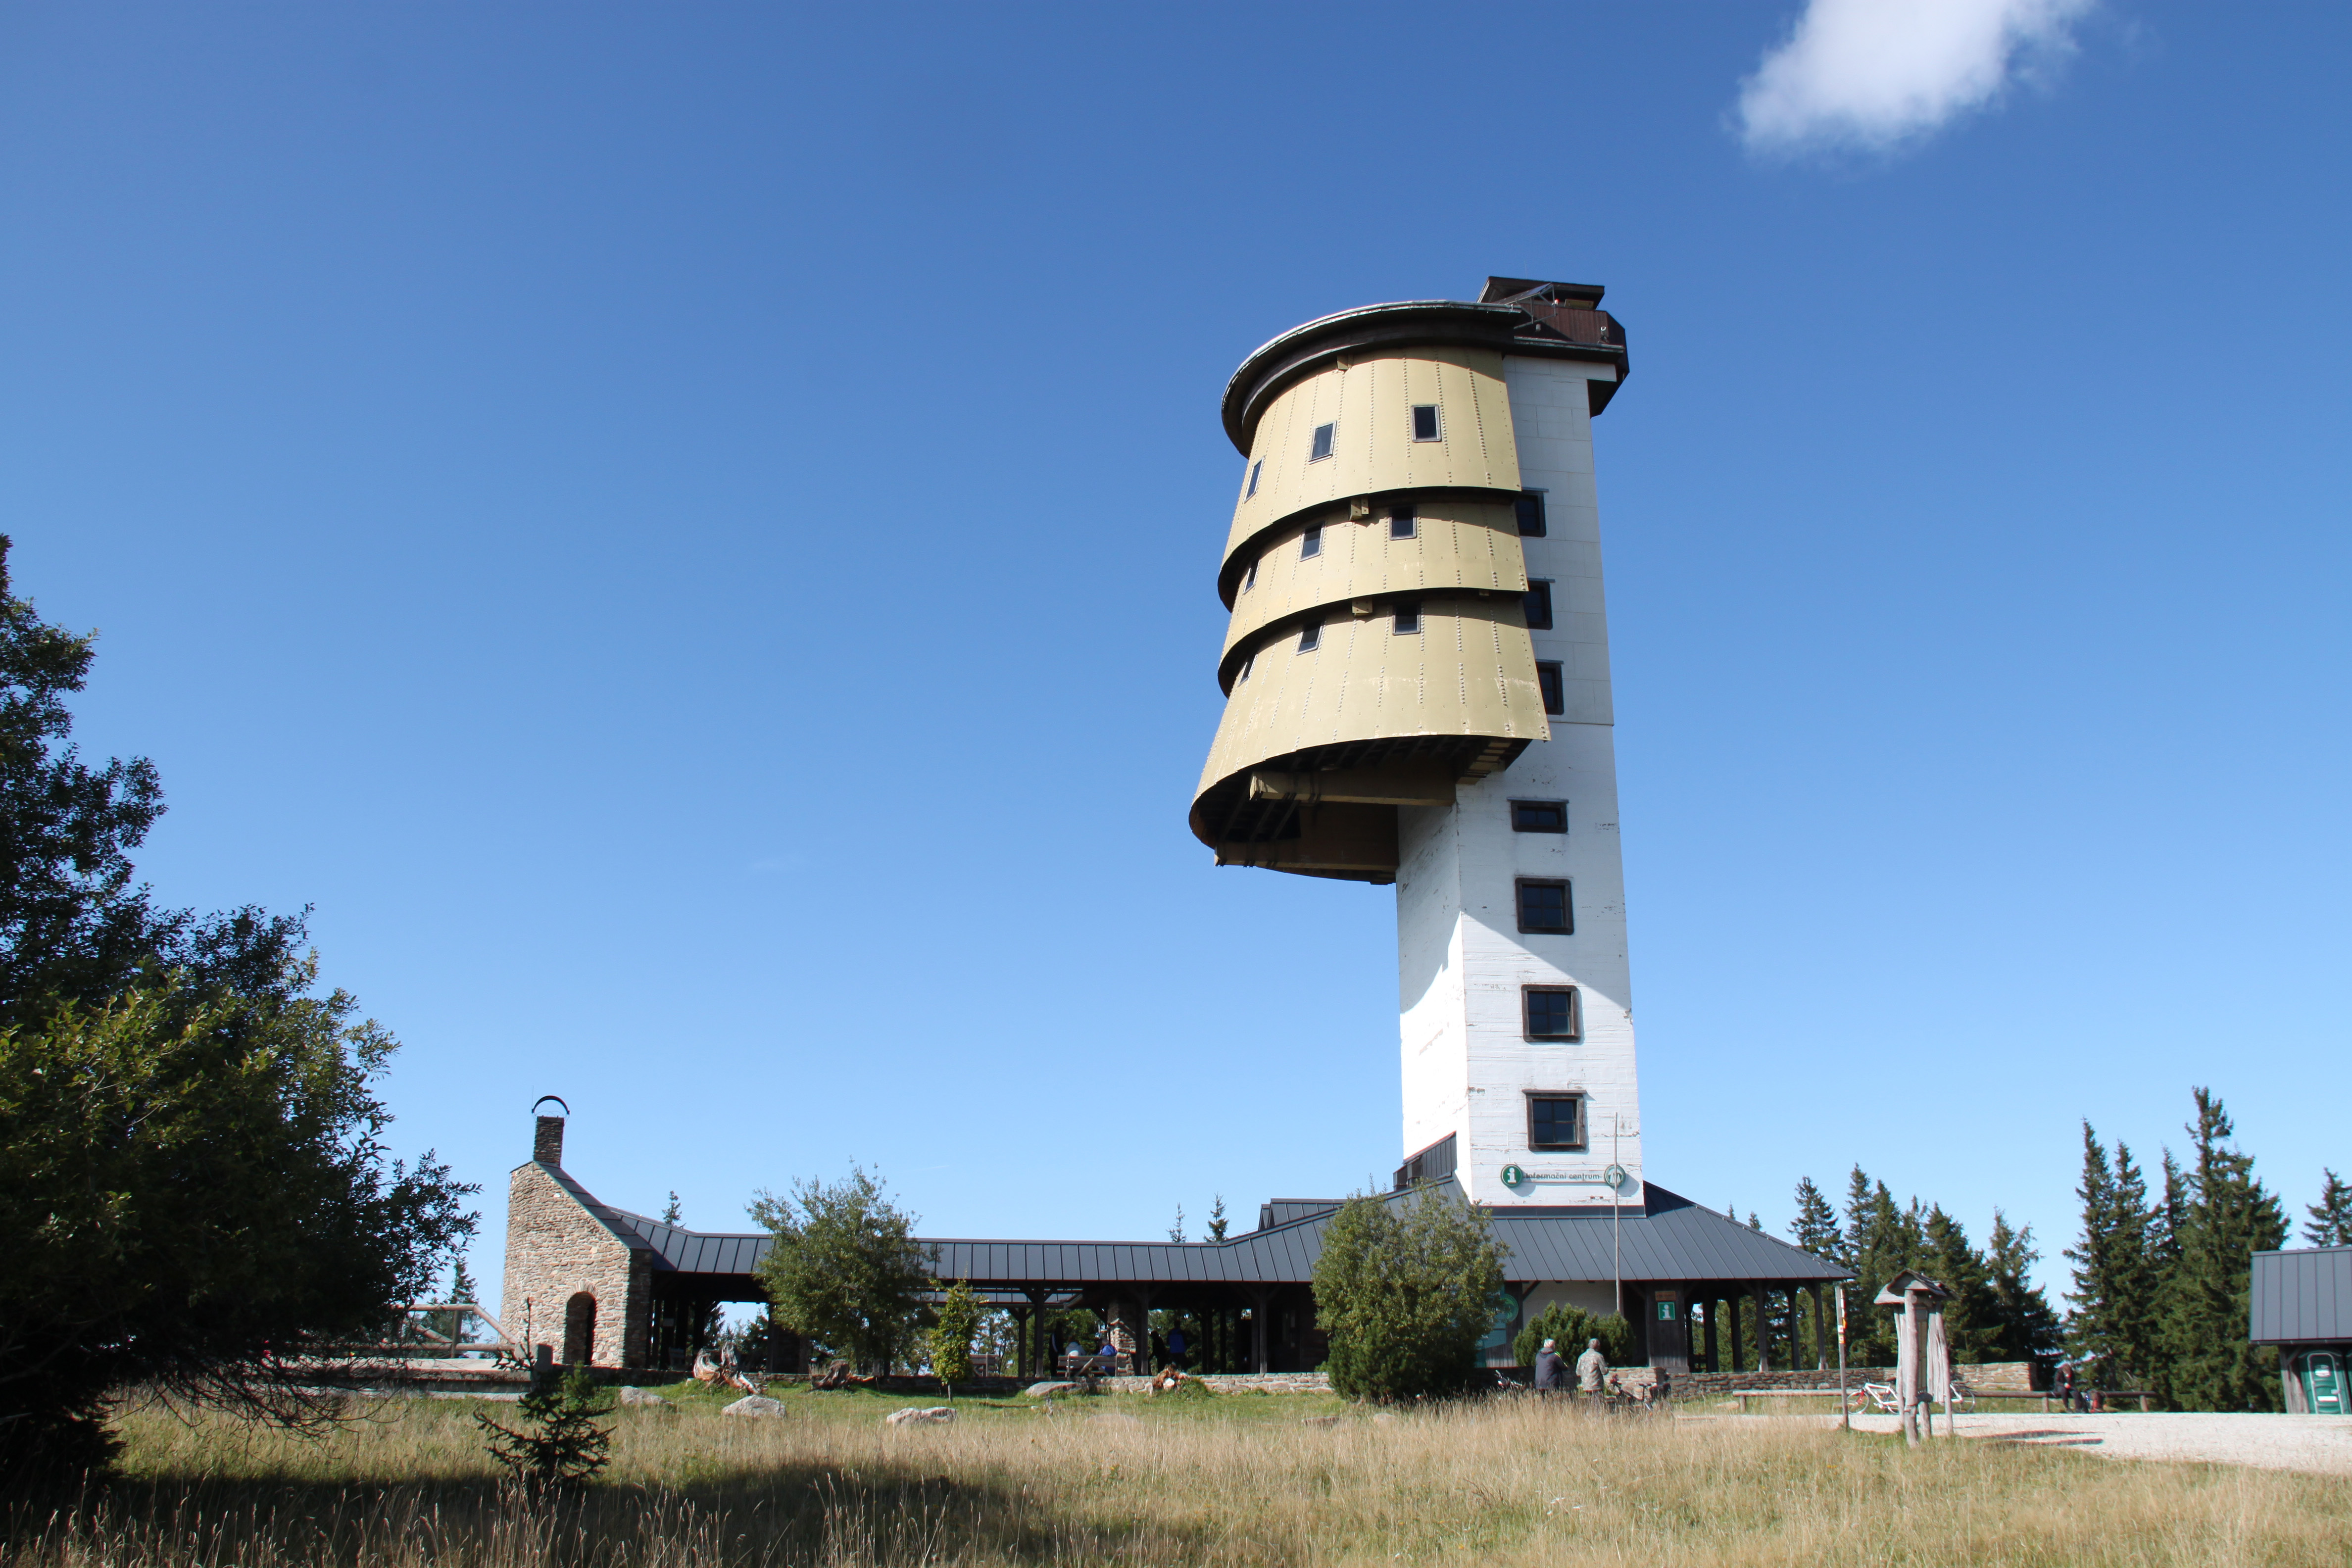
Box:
6, 2, 2347, 1308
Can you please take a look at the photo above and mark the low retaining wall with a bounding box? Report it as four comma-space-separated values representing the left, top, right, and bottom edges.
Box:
1099, 1372, 1332, 1395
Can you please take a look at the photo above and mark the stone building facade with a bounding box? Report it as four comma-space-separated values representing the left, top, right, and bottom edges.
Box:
499, 1113, 655, 1368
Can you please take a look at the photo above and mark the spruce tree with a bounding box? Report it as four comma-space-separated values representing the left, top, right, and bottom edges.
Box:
1206, 1194, 1229, 1243
1789, 1176, 1844, 1261
2158, 1090, 2286, 1411
1983, 1211, 2061, 1364
2066, 1127, 2166, 1392
1920, 1206, 2001, 1362
2304, 1170, 2352, 1247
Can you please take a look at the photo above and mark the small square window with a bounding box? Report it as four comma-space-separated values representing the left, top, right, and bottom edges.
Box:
1516, 878, 1571, 934
1536, 662, 1564, 715
1524, 581, 1554, 631
1388, 505, 1416, 540
1410, 404, 1441, 442
1246, 460, 1264, 499
1393, 601, 1420, 635
1515, 491, 1547, 538
1309, 423, 1336, 462
1524, 985, 1581, 1039
1300, 525, 1322, 559
1242, 558, 1258, 592
1527, 1093, 1584, 1151
1297, 619, 1321, 652
1510, 799, 1567, 833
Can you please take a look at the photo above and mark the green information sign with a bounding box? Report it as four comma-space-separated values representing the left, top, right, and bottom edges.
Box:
1500, 1164, 1527, 1188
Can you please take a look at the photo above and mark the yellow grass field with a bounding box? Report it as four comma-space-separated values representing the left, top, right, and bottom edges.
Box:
4, 1380, 2346, 1567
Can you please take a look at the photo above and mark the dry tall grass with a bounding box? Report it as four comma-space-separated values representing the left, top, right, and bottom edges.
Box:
4, 1383, 2345, 1567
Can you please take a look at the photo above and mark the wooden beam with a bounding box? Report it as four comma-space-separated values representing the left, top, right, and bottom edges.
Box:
1248, 765, 1456, 807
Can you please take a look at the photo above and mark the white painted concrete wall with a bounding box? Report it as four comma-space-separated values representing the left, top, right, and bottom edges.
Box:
1395, 355, 1643, 1208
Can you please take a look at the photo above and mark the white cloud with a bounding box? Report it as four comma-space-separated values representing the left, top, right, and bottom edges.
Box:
1737, 0, 2094, 156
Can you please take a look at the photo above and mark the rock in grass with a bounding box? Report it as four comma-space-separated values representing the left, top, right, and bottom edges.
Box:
617, 1386, 673, 1408
723, 1395, 787, 1418
1025, 1380, 1078, 1399
885, 1406, 957, 1426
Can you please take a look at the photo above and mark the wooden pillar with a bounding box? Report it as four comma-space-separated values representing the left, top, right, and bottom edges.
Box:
1752, 1285, 1769, 1372
1702, 1292, 1719, 1373
1247, 1290, 1271, 1372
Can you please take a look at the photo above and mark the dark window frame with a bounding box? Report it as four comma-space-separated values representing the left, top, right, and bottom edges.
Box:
1300, 524, 1322, 559
1515, 490, 1547, 538
1393, 600, 1421, 635
1523, 985, 1582, 1041
1236, 652, 1255, 684
1241, 557, 1258, 592
1388, 503, 1416, 540
1410, 404, 1442, 442
1515, 877, 1572, 934
1297, 619, 1321, 653
1524, 580, 1555, 630
1309, 422, 1336, 462
1536, 662, 1565, 715
1510, 799, 1568, 833
1246, 459, 1264, 499
1525, 1092, 1586, 1152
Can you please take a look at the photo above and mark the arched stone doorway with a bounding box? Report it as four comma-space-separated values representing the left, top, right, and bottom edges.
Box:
562, 1291, 596, 1365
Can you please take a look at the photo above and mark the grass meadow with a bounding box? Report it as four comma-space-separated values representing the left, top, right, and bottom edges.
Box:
3, 1378, 2346, 1567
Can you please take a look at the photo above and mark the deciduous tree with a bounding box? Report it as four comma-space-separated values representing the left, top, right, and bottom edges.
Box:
750, 1166, 930, 1374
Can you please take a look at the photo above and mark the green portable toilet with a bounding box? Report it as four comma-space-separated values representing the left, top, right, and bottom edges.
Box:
2302, 1351, 2345, 1416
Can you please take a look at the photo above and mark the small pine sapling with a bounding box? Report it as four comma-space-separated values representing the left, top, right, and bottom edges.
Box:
477, 1366, 614, 1494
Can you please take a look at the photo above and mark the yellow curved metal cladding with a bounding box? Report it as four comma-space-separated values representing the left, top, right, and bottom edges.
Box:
1218, 497, 1529, 681
1195, 339, 1547, 883
1224, 349, 1520, 570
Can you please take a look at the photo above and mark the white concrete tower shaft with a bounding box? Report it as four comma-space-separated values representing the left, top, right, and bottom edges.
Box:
1397, 349, 1638, 1207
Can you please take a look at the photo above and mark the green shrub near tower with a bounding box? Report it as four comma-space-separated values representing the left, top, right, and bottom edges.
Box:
1312, 1187, 1506, 1402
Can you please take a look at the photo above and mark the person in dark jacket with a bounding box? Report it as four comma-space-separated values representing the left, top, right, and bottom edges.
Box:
1533, 1338, 1566, 1394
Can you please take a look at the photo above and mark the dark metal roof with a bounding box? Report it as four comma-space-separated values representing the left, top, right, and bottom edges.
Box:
1220, 285, 1630, 454
2251, 1246, 2352, 1344
609, 1210, 767, 1275
590, 1181, 1844, 1290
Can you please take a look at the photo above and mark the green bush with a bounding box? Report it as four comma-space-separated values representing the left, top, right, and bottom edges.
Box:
1512, 1301, 1638, 1371
930, 1279, 980, 1388
1312, 1186, 1506, 1402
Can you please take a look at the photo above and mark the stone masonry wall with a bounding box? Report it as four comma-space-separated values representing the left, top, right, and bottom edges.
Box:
500, 1159, 647, 1368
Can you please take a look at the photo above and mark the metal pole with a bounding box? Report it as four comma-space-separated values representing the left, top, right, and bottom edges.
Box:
1836, 1284, 1849, 1432
1611, 1114, 1622, 1316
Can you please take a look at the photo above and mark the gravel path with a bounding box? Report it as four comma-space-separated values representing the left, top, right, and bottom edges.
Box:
1681, 1411, 2352, 1476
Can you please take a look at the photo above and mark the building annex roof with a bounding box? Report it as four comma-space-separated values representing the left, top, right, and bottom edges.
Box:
608, 1181, 1847, 1291
2250, 1245, 2352, 1344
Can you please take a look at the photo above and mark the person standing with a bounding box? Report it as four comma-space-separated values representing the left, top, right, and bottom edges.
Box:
1576, 1337, 1609, 1401
1533, 1337, 1565, 1394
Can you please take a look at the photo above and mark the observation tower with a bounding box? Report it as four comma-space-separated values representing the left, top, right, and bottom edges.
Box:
1193, 278, 1640, 1210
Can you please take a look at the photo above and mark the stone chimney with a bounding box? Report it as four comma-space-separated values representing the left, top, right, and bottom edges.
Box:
534, 1113, 565, 1166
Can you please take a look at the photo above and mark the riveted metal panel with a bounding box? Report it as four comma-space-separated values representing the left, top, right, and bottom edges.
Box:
1224, 348, 1520, 568
1197, 595, 1549, 805
2252, 1247, 2352, 1343
1219, 499, 1529, 675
